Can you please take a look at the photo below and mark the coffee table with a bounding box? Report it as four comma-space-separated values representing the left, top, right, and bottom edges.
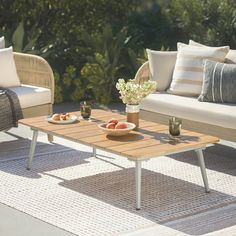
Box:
19, 109, 219, 209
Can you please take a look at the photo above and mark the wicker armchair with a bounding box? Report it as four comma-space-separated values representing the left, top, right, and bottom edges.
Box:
14, 52, 54, 117
14, 52, 55, 141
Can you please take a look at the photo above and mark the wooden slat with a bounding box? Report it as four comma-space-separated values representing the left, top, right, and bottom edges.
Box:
98, 130, 204, 152
124, 135, 219, 159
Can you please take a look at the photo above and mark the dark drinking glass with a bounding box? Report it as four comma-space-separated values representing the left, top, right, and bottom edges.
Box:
169, 117, 182, 138
80, 101, 91, 119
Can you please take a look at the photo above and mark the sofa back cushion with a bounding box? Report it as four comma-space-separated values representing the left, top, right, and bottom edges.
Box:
168, 42, 229, 96
0, 36, 5, 49
189, 40, 236, 64
0, 47, 21, 87
146, 49, 177, 91
198, 60, 236, 103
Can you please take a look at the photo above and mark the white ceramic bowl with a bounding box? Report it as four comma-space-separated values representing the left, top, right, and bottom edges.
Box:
98, 122, 136, 136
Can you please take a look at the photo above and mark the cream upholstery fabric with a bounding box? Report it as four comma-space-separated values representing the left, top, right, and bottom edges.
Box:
10, 84, 51, 109
140, 92, 236, 129
189, 40, 235, 64
0, 47, 21, 87
0, 36, 5, 48
168, 43, 229, 96
146, 49, 177, 91
224, 50, 236, 64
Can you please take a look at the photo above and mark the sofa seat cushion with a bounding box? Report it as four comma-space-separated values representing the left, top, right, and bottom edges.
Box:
140, 92, 236, 129
10, 84, 51, 109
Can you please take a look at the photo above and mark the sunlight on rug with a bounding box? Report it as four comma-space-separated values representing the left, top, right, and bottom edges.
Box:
0, 138, 235, 236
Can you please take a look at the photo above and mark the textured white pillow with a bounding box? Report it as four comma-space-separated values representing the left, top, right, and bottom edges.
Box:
189, 40, 235, 63
146, 49, 177, 91
0, 47, 21, 87
168, 42, 229, 96
0, 36, 5, 49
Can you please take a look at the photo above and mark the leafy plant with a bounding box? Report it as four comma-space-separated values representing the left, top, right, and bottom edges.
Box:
81, 24, 129, 104
1, 21, 53, 57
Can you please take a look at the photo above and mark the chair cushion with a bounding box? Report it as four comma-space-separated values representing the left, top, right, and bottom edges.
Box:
198, 60, 236, 103
0, 36, 5, 48
168, 43, 229, 96
146, 49, 177, 91
140, 92, 236, 129
224, 50, 236, 64
189, 40, 236, 64
9, 84, 51, 109
0, 47, 21, 87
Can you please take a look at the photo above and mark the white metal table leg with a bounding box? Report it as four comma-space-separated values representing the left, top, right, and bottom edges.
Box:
135, 160, 142, 210
93, 147, 96, 158
195, 149, 210, 192
27, 130, 38, 170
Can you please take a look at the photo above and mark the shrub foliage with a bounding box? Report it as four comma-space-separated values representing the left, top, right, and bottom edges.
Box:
0, 0, 235, 104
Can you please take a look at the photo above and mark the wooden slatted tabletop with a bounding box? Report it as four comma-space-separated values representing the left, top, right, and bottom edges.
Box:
19, 109, 219, 161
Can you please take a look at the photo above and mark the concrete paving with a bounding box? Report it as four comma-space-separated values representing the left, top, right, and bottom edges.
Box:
0, 203, 75, 236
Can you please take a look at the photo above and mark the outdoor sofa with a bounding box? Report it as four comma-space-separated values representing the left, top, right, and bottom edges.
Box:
134, 44, 236, 142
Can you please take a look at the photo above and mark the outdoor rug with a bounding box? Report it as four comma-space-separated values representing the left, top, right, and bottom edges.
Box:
0, 137, 235, 236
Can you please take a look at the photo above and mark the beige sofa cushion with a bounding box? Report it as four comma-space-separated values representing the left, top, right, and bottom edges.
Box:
168, 43, 229, 96
140, 92, 236, 129
10, 84, 51, 109
189, 40, 236, 64
224, 50, 236, 64
146, 49, 177, 91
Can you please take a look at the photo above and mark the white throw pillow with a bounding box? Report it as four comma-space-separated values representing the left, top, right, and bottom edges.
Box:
146, 49, 177, 91
0, 36, 5, 49
168, 42, 229, 96
0, 47, 21, 87
189, 40, 235, 64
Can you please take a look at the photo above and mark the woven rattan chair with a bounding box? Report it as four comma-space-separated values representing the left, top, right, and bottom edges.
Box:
14, 52, 55, 141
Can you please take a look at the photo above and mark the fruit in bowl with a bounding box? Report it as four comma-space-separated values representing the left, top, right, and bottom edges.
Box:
98, 118, 135, 136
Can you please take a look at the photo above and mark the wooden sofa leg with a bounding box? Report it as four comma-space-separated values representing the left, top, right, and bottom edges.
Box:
47, 134, 53, 143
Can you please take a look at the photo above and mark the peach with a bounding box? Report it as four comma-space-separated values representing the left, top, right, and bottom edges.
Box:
108, 118, 118, 125
106, 123, 116, 129
115, 122, 127, 129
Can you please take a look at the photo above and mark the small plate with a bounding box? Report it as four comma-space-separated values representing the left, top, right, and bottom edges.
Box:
98, 122, 136, 136
47, 115, 78, 124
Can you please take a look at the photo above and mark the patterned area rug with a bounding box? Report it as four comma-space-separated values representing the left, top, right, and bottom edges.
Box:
0, 137, 235, 236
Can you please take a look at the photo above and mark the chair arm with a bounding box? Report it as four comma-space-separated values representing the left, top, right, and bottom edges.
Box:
14, 52, 55, 103
134, 61, 150, 84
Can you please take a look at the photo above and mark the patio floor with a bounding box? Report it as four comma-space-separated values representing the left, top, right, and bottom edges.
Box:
0, 102, 235, 236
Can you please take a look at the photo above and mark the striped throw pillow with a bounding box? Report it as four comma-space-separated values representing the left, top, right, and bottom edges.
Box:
198, 60, 236, 103
189, 39, 236, 64
168, 43, 229, 96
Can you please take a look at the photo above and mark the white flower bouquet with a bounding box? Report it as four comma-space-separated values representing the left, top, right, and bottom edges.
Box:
116, 78, 157, 105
